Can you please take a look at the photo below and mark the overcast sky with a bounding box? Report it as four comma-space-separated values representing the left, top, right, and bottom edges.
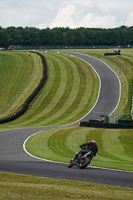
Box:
0, 0, 133, 29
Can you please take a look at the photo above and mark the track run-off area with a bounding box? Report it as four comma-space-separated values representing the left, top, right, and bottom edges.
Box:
0, 52, 133, 188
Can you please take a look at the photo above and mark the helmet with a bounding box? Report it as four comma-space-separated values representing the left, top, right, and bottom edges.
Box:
91, 139, 96, 143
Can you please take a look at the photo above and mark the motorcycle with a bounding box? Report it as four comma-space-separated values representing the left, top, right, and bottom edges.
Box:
68, 150, 94, 169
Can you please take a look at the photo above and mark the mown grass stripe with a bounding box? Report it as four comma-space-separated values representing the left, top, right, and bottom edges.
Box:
39, 57, 74, 115
13, 55, 58, 125
101, 129, 128, 162
47, 56, 98, 125
0, 52, 35, 117
120, 129, 133, 158
40, 58, 68, 112
23, 53, 80, 126
25, 127, 133, 171
23, 54, 69, 125
48, 129, 74, 158
43, 55, 80, 125
32, 59, 61, 112
2, 51, 99, 128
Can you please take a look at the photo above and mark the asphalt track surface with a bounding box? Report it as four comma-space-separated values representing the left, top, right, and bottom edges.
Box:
0, 53, 133, 188
67, 52, 120, 122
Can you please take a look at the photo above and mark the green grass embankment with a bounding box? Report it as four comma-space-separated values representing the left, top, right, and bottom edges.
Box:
0, 51, 43, 119
0, 52, 99, 128
26, 126, 133, 172
1, 172, 133, 200
1, 49, 132, 128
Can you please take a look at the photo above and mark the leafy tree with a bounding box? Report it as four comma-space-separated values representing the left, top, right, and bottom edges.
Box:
1, 26, 133, 48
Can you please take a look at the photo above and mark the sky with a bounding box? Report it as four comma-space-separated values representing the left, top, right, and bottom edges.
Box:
0, 0, 133, 29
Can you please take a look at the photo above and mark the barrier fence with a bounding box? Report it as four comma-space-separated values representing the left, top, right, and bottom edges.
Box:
80, 120, 133, 129
79, 112, 133, 129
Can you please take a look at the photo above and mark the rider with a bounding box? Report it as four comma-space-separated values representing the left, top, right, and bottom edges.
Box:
74, 139, 98, 159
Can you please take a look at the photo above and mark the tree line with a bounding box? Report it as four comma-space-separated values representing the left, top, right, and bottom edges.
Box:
0, 26, 133, 48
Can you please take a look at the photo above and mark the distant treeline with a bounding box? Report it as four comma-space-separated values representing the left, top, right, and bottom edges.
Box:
0, 25, 133, 47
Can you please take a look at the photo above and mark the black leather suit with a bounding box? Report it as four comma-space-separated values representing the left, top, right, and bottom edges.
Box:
75, 141, 98, 158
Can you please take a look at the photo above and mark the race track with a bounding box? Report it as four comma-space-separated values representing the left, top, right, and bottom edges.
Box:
67, 53, 120, 123
0, 53, 133, 188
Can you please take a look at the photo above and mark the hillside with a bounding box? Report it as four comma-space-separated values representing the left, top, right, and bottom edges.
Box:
0, 49, 132, 128
0, 51, 43, 119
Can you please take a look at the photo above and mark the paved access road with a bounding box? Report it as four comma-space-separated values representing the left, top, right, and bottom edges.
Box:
0, 53, 133, 188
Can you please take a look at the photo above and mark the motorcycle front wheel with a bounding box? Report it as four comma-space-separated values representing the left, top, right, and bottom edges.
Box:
68, 160, 75, 168
79, 157, 91, 169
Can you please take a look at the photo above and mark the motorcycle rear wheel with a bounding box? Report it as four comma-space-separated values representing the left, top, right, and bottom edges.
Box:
79, 157, 91, 169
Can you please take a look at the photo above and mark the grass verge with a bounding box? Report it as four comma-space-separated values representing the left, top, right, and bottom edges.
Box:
25, 126, 133, 172
0, 172, 133, 200
0, 51, 43, 119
